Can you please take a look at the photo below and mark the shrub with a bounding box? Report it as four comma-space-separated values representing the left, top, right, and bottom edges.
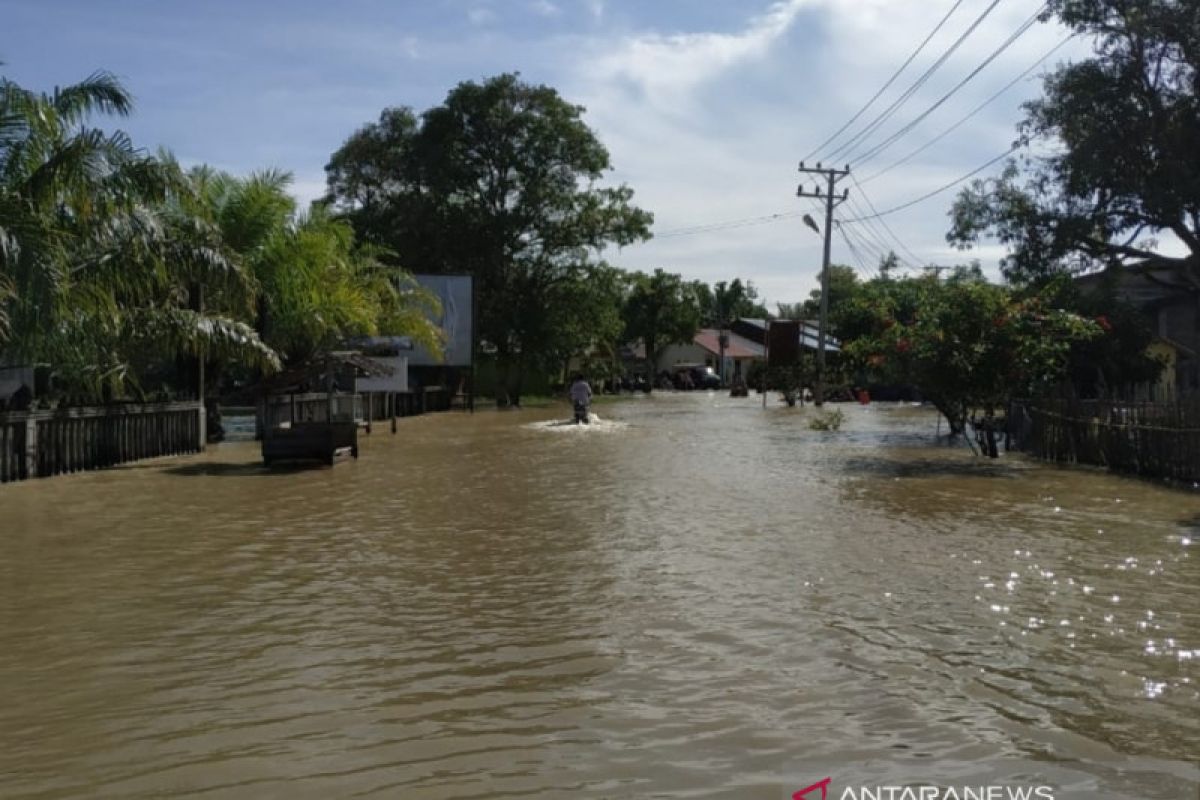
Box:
808, 408, 845, 431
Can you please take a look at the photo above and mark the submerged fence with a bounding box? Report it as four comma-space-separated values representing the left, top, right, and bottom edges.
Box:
0, 401, 203, 484
255, 387, 453, 438
1010, 397, 1200, 482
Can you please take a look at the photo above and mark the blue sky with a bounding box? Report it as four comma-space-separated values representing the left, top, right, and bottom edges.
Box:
1, 0, 1083, 307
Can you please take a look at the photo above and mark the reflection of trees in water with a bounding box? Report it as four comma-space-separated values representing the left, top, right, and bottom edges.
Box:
835, 451, 1031, 522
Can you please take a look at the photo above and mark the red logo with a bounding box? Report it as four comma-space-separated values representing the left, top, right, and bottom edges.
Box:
793, 777, 831, 800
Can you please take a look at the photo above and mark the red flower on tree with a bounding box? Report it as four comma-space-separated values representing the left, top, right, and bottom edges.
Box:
1096, 315, 1113, 332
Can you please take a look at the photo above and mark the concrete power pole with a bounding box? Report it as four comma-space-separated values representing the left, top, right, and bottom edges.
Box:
796, 162, 850, 406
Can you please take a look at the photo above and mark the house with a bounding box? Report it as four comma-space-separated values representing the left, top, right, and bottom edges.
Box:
1077, 269, 1199, 395
657, 328, 764, 382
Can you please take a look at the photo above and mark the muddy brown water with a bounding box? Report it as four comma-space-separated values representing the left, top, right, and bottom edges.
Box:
1, 394, 1197, 799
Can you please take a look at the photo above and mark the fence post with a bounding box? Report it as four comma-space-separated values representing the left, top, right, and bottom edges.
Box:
24, 416, 38, 478
196, 401, 206, 452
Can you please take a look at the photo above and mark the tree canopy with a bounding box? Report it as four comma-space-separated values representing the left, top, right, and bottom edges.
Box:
1, 69, 444, 408
0, 70, 278, 399
325, 73, 653, 405
621, 269, 702, 370
838, 272, 1101, 432
948, 0, 1200, 286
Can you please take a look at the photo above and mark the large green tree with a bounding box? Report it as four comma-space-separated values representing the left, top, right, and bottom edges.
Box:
838, 272, 1100, 434
621, 269, 702, 379
948, 0, 1200, 285
325, 73, 653, 406
696, 278, 769, 326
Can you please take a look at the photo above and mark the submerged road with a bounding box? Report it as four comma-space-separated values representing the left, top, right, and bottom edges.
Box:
1, 394, 1197, 798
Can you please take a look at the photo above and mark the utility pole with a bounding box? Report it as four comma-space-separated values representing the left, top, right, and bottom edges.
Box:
797, 162, 850, 406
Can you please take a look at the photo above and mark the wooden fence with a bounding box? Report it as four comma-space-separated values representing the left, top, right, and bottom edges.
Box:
0, 401, 203, 484
1009, 397, 1200, 482
255, 387, 453, 439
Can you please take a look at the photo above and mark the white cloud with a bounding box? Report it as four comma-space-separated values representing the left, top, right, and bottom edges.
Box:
468, 6, 496, 26
589, 0, 807, 102
558, 0, 1086, 304
529, 0, 560, 17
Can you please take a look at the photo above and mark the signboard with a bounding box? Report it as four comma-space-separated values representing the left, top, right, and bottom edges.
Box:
409, 274, 473, 367
356, 356, 409, 393
767, 320, 801, 368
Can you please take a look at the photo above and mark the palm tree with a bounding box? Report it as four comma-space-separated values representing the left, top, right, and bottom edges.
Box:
0, 70, 278, 400
187, 166, 443, 365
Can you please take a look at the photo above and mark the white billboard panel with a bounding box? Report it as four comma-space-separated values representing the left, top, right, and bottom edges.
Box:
410, 274, 473, 366
356, 356, 409, 393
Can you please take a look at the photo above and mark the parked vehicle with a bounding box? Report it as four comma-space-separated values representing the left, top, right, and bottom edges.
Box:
671, 364, 721, 390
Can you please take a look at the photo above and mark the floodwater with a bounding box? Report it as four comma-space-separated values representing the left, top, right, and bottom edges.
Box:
1, 394, 1197, 799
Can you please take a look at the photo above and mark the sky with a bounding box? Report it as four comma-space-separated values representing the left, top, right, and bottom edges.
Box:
1, 0, 1087, 309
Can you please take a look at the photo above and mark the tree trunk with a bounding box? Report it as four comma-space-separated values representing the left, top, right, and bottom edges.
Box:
931, 396, 967, 436
507, 361, 524, 408
494, 350, 511, 407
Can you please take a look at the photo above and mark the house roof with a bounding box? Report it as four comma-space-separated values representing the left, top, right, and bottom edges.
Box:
693, 329, 764, 359
260, 351, 396, 394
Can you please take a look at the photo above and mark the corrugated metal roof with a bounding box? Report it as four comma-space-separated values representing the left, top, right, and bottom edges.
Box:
694, 329, 764, 359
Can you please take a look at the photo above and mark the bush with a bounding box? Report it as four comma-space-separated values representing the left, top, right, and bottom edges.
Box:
808, 408, 845, 431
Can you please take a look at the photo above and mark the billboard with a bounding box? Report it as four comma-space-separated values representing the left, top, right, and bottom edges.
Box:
767, 320, 801, 367
409, 274, 473, 367
356, 356, 409, 393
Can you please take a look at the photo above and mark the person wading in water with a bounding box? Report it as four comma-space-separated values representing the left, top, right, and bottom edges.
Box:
569, 373, 592, 424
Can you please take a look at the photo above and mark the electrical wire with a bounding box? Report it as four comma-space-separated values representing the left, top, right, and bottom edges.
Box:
822, 0, 1003, 164
835, 221, 872, 276
800, 0, 968, 164
849, 176, 928, 266
848, 4, 1048, 167
843, 194, 916, 268
654, 211, 804, 238
841, 146, 1017, 223
860, 32, 1073, 184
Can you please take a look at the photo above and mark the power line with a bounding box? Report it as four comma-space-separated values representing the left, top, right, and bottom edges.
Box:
835, 220, 873, 277
861, 33, 1073, 184
654, 211, 804, 238
841, 195, 913, 268
849, 175, 928, 266
849, 4, 1048, 166
841, 146, 1018, 223
822, 0, 1003, 164
800, 0, 967, 164
836, 220, 884, 279
839, 215, 889, 267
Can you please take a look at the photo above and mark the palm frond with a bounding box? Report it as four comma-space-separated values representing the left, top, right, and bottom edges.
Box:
51, 70, 133, 124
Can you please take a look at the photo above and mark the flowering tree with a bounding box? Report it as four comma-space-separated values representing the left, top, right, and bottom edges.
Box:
837, 274, 1100, 434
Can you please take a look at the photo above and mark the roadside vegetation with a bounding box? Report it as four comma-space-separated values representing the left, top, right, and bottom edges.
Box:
3, 0, 1193, 431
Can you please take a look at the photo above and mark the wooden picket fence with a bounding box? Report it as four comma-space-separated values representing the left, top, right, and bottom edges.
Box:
0, 401, 203, 484
1009, 397, 1200, 482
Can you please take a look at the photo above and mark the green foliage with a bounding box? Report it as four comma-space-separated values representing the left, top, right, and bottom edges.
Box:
0, 69, 280, 400
324, 73, 652, 404
621, 269, 702, 368
841, 275, 1101, 432
808, 408, 845, 431
187, 166, 444, 366
948, 0, 1200, 285
696, 278, 769, 325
